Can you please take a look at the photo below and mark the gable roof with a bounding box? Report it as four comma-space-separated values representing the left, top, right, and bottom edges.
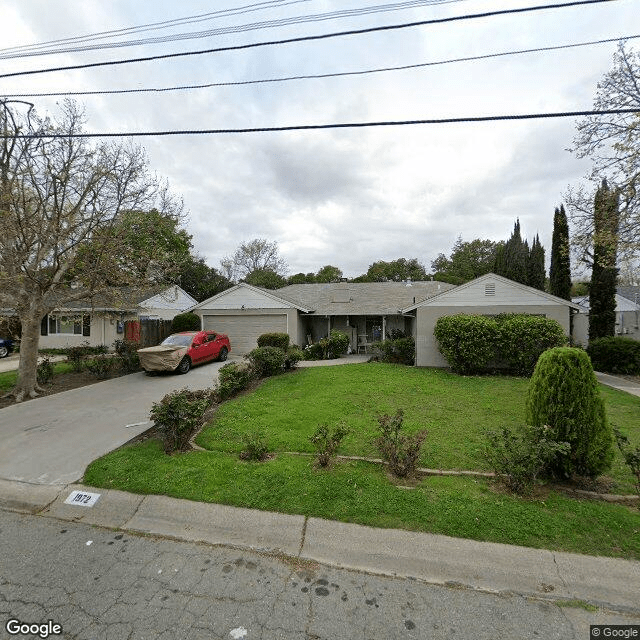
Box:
274, 281, 456, 315
573, 293, 640, 313
617, 286, 640, 306
189, 283, 313, 313
402, 273, 583, 312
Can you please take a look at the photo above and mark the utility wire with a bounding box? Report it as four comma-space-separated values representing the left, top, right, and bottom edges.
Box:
0, 0, 618, 80
0, 0, 470, 59
4, 33, 637, 99
3, 110, 637, 139
0, 0, 309, 55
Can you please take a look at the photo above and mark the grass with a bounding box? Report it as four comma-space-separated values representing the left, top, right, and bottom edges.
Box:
0, 362, 73, 393
83, 363, 640, 559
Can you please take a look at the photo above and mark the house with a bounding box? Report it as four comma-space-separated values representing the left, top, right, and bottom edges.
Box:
572, 292, 640, 340
190, 274, 585, 365
405, 273, 586, 366
38, 285, 196, 349
189, 280, 456, 355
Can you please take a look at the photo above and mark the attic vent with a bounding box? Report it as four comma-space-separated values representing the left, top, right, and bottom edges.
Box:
485, 283, 496, 296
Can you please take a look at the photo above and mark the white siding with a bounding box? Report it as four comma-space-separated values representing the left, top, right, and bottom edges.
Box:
200, 286, 295, 310
139, 286, 197, 319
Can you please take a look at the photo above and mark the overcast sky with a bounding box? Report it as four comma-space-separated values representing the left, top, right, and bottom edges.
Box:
1, 0, 637, 278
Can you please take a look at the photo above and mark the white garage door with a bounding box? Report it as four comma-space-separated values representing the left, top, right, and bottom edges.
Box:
202, 314, 287, 354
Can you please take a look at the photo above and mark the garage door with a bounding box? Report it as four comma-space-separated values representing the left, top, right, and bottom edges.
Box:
202, 314, 287, 354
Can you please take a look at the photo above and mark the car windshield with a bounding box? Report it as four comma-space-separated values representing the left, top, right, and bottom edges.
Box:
161, 334, 194, 347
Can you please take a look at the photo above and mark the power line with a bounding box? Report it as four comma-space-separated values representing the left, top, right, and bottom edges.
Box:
0, 0, 471, 60
4, 33, 637, 99
0, 0, 618, 80
3, 109, 637, 139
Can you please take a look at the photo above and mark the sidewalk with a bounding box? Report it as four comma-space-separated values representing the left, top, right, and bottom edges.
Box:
1, 477, 639, 616
0, 353, 66, 373
595, 371, 640, 398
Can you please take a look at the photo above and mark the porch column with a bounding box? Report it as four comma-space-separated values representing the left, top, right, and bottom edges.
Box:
327, 316, 331, 336
382, 316, 386, 340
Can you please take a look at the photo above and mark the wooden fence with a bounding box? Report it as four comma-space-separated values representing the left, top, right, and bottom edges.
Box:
125, 319, 173, 348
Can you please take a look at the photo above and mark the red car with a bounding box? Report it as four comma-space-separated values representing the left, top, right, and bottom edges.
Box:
138, 330, 231, 374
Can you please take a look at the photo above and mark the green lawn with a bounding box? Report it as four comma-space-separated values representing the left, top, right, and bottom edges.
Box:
84, 363, 640, 559
0, 362, 73, 393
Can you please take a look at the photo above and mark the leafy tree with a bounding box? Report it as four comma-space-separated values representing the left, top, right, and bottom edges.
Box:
287, 272, 316, 284
549, 205, 572, 300
360, 258, 428, 282
566, 43, 640, 261
495, 220, 529, 285
589, 179, 619, 340
315, 265, 343, 283
0, 99, 181, 401
177, 255, 232, 302
244, 268, 287, 289
431, 237, 502, 285
220, 238, 288, 282
527, 234, 546, 291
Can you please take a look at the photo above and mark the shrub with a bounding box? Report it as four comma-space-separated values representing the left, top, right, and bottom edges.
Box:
309, 422, 350, 467
434, 314, 499, 375
257, 332, 290, 351
587, 337, 640, 375
239, 431, 270, 461
150, 388, 211, 454
284, 346, 304, 369
216, 361, 254, 401
326, 330, 350, 358
171, 312, 201, 333
525, 347, 614, 478
66, 342, 93, 372
375, 409, 427, 478
375, 336, 415, 365
113, 339, 140, 373
485, 424, 570, 495
86, 356, 117, 380
496, 314, 568, 376
36, 356, 54, 384
246, 346, 286, 377
303, 342, 325, 360
613, 427, 640, 497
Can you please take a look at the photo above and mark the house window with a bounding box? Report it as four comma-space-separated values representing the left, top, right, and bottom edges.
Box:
44, 314, 90, 336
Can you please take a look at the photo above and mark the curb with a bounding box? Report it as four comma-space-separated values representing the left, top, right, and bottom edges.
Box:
2, 478, 639, 616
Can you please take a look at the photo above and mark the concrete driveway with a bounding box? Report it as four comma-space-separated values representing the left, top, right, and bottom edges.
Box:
0, 358, 234, 486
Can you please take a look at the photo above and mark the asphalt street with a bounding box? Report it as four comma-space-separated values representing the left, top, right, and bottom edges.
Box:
2, 510, 637, 640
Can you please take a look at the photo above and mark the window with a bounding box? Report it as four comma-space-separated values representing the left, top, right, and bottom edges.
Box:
42, 314, 90, 336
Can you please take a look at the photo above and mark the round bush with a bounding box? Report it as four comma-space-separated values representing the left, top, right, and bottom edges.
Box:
246, 346, 286, 377
587, 336, 640, 375
326, 330, 349, 358
497, 314, 567, 376
171, 312, 201, 333
434, 314, 498, 375
257, 332, 290, 351
525, 347, 614, 478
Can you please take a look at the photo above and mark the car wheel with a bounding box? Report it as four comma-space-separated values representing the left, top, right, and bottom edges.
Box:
0, 346, 8, 358
218, 347, 228, 362
176, 356, 191, 374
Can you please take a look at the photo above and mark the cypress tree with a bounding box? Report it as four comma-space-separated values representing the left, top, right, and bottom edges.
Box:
496, 219, 529, 285
527, 234, 546, 291
549, 205, 572, 300
589, 180, 619, 340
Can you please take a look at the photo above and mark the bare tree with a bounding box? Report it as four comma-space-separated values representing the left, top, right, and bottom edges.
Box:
565, 41, 640, 263
220, 238, 288, 282
0, 99, 182, 401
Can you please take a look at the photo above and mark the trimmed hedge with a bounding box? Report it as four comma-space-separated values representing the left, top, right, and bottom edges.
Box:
375, 337, 415, 365
257, 332, 290, 351
216, 361, 254, 401
433, 315, 499, 375
587, 336, 640, 375
171, 312, 201, 332
246, 346, 286, 377
525, 347, 614, 478
496, 314, 567, 376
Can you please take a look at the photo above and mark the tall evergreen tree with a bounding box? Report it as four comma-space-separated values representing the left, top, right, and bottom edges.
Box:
495, 219, 529, 285
589, 179, 619, 340
549, 205, 572, 300
527, 234, 546, 291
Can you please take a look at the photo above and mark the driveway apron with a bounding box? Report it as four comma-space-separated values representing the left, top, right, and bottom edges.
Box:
0, 359, 231, 486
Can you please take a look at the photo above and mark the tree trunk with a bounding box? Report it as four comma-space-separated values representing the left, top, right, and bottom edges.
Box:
10, 309, 45, 402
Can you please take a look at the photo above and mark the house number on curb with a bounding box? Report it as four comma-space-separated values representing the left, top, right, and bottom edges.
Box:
64, 490, 101, 507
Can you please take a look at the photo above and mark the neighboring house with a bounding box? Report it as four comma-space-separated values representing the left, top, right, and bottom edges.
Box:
404, 273, 586, 367
37, 285, 196, 349
190, 280, 456, 355
572, 293, 640, 340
